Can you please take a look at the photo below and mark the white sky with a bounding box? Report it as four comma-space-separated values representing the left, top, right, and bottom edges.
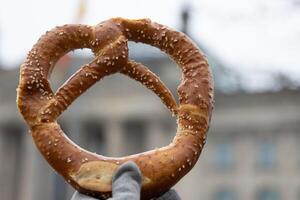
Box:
0, 0, 299, 81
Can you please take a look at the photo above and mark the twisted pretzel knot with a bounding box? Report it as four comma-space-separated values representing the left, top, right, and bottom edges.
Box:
17, 18, 214, 199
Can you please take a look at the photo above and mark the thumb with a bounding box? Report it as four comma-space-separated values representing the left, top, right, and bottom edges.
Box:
109, 161, 142, 200
156, 189, 181, 200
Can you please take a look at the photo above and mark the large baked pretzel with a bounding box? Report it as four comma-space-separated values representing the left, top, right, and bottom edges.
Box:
17, 18, 214, 199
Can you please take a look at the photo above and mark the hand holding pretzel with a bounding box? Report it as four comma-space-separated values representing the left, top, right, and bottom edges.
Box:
17, 18, 214, 199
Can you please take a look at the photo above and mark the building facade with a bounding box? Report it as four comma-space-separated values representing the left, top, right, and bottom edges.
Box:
0, 45, 300, 200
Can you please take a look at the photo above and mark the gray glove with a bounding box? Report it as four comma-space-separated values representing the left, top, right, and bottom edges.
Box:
71, 161, 180, 200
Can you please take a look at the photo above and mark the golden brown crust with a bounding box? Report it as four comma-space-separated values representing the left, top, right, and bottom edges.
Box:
121, 60, 177, 114
17, 18, 214, 200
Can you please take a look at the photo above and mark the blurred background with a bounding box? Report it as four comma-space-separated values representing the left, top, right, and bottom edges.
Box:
0, 0, 300, 199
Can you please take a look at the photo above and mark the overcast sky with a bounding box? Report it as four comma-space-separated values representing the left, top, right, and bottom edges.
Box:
0, 0, 299, 84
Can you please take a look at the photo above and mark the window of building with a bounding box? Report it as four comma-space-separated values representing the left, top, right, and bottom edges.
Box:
83, 121, 107, 154
297, 189, 300, 200
256, 188, 280, 200
257, 139, 276, 169
214, 188, 236, 200
214, 141, 234, 170
123, 119, 147, 155
297, 136, 300, 167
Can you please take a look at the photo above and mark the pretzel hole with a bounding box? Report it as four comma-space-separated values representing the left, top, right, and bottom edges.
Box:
49, 49, 94, 91
50, 42, 182, 157
60, 68, 179, 157
128, 42, 181, 99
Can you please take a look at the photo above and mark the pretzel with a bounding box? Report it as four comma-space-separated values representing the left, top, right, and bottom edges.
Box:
17, 18, 214, 199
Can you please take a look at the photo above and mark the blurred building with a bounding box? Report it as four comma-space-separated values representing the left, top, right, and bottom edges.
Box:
1, 42, 300, 200
1, 10, 300, 200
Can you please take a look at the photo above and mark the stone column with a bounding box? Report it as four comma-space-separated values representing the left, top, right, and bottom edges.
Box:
0, 125, 15, 200
18, 131, 56, 200
106, 119, 124, 157
145, 119, 167, 150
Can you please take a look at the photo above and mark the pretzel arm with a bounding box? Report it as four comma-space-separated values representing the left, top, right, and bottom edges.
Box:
121, 60, 177, 114
17, 24, 96, 126
40, 61, 107, 122
40, 35, 129, 122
